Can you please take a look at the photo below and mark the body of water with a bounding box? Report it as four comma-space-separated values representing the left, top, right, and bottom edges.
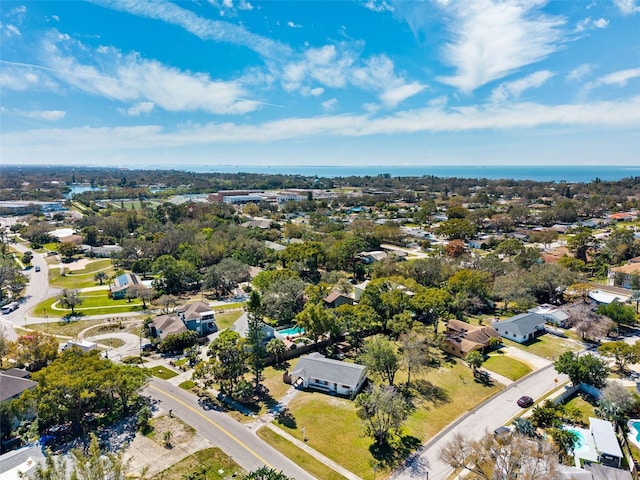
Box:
179, 165, 640, 183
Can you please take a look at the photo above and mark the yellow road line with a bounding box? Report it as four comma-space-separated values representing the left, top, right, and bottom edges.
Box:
149, 384, 272, 468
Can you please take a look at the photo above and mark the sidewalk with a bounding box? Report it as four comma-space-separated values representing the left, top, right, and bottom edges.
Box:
264, 423, 362, 480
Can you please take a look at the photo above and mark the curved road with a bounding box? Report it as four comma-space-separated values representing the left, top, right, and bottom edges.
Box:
147, 379, 317, 480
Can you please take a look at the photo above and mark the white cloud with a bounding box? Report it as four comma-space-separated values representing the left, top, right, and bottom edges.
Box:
361, 0, 393, 13
576, 17, 609, 32
208, 0, 253, 14
287, 21, 302, 28
490, 70, 555, 103
38, 32, 260, 115
321, 98, 338, 111
432, 0, 565, 92
120, 102, 155, 116
380, 83, 426, 107
309, 87, 324, 96
91, 0, 288, 60
0, 61, 59, 91
5, 97, 640, 157
566, 64, 594, 82
3, 24, 21, 37
583, 67, 640, 93
613, 0, 640, 15
23, 110, 67, 121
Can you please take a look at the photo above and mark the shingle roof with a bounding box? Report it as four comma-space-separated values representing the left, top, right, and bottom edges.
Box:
495, 313, 545, 337
152, 314, 188, 337
0, 371, 37, 402
290, 353, 366, 388
177, 301, 214, 321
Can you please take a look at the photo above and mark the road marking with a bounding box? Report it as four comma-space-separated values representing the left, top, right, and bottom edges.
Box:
149, 384, 272, 468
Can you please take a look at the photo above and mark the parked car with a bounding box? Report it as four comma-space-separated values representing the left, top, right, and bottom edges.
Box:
35, 266, 41, 272
1, 302, 19, 314
517, 396, 534, 408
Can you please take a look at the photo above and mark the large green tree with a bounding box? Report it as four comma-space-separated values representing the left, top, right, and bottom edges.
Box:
554, 351, 609, 388
356, 384, 409, 446
19, 349, 149, 434
361, 337, 401, 386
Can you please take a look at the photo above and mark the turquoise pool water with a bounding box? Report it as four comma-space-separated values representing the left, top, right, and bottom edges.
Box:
565, 428, 587, 452
632, 421, 640, 441
278, 326, 305, 336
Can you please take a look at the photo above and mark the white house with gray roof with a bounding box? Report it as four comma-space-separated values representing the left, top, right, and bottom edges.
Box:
589, 417, 624, 468
492, 313, 546, 343
290, 353, 367, 396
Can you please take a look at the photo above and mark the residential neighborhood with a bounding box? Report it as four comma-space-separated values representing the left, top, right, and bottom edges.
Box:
1, 166, 640, 480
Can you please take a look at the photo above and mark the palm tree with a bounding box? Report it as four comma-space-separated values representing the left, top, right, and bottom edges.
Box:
466, 350, 484, 377
94, 271, 108, 285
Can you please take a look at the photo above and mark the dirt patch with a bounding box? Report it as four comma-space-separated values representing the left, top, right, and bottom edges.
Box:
149, 415, 195, 446
55, 258, 92, 271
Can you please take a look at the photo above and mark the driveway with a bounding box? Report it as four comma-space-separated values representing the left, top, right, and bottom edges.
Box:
391, 364, 569, 480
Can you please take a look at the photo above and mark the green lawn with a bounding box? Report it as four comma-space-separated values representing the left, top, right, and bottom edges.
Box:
48, 259, 115, 289
32, 290, 144, 317
562, 393, 597, 427
484, 354, 532, 381
274, 359, 501, 479
179, 380, 196, 390
97, 337, 125, 348
155, 447, 243, 480
214, 310, 243, 331
257, 427, 349, 480
149, 366, 179, 379
500, 334, 581, 360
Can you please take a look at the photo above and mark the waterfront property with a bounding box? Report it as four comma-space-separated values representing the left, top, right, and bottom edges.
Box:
289, 353, 367, 396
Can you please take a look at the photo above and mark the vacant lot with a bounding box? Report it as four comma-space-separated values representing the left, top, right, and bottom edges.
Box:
501, 334, 581, 359
484, 354, 532, 380
154, 447, 243, 480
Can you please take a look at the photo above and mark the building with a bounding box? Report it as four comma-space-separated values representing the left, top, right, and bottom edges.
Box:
208, 190, 264, 203
442, 319, 502, 358
0, 201, 64, 216
323, 291, 354, 309
608, 262, 640, 289
176, 302, 218, 336
527, 304, 569, 327
109, 272, 144, 300
289, 353, 367, 396
0, 369, 36, 404
150, 301, 217, 339
589, 417, 624, 468
223, 194, 265, 205
492, 313, 546, 343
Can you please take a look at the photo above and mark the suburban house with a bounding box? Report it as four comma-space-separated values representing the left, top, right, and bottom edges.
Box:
150, 301, 217, 339
441, 319, 501, 358
589, 417, 624, 468
358, 250, 389, 264
289, 353, 367, 396
109, 272, 143, 300
492, 313, 546, 343
528, 304, 569, 327
176, 302, 218, 336
324, 291, 354, 309
231, 313, 276, 343
608, 261, 640, 289
0, 369, 36, 404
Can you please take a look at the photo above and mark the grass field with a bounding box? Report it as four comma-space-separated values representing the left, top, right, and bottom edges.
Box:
257, 427, 349, 480
484, 354, 532, 381
273, 359, 501, 479
149, 366, 179, 379
28, 318, 142, 339
48, 259, 114, 289
155, 447, 243, 480
562, 393, 597, 426
32, 289, 144, 317
214, 310, 243, 331
500, 334, 581, 359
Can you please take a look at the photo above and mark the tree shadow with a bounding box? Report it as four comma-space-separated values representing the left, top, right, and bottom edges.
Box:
411, 379, 450, 407
370, 434, 422, 467
271, 360, 290, 371
275, 407, 297, 429
474, 370, 495, 387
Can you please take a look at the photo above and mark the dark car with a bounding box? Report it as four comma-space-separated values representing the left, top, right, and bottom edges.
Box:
517, 395, 534, 408
35, 266, 41, 272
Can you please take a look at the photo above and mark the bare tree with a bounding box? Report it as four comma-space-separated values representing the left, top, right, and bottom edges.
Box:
439, 430, 562, 480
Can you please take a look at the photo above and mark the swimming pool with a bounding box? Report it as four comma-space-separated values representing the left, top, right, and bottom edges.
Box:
564, 427, 587, 452
278, 326, 305, 337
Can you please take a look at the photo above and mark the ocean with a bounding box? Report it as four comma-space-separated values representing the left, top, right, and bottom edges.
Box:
180, 165, 640, 183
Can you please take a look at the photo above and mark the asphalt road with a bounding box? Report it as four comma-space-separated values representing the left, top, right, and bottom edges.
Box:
1, 243, 56, 331
391, 364, 569, 480
146, 378, 317, 480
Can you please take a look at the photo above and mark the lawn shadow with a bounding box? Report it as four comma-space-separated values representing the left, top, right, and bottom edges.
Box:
411, 379, 450, 407
275, 407, 297, 429
474, 370, 494, 387
271, 360, 290, 371
370, 434, 423, 468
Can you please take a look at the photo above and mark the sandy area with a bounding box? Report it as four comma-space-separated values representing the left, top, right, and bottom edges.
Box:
54, 258, 92, 271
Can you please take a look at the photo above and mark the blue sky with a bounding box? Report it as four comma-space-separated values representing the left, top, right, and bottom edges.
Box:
1, 0, 639, 168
